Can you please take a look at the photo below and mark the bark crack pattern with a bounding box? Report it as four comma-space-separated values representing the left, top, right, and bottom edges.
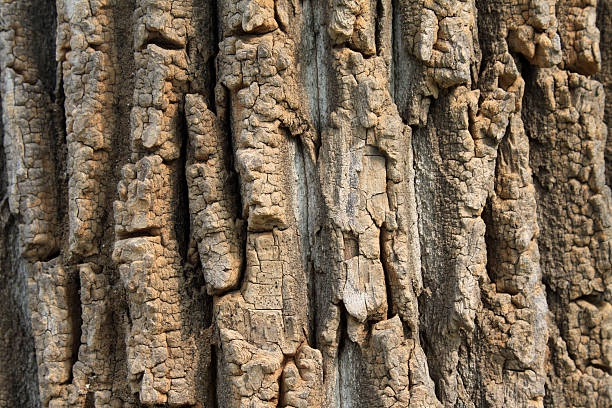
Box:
0, 0, 609, 407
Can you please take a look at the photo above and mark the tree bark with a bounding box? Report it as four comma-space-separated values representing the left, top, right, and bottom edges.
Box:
0, 0, 610, 407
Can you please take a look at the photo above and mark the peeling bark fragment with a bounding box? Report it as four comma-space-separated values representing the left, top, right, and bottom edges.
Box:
0, 72, 59, 260
114, 155, 173, 242
57, 0, 116, 258
134, 0, 190, 50
27, 260, 76, 407
504, 0, 562, 67
0, 0, 59, 260
219, 0, 279, 35
185, 94, 244, 295
397, 0, 479, 88
131, 45, 188, 161
319, 48, 398, 326
281, 345, 324, 408
360, 316, 440, 408
328, 0, 377, 56
218, 30, 312, 230
558, 0, 601, 75
71, 264, 113, 406
217, 328, 284, 408
113, 236, 196, 406
214, 229, 311, 405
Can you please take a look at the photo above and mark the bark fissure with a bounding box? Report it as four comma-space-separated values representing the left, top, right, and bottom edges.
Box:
0, 0, 610, 407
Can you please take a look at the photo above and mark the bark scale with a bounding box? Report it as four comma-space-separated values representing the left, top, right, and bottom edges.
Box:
0, 0, 610, 407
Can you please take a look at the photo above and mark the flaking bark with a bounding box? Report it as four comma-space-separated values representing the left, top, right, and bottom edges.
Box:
0, 0, 610, 407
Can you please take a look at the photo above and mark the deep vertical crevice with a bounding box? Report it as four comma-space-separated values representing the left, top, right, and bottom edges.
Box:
106, 5, 136, 402
53, 69, 69, 256
375, 0, 384, 56
223, 101, 248, 295
104, 3, 136, 404
209, 1, 221, 399
182, 261, 216, 406
28, 0, 57, 96
302, 0, 324, 136
32, 0, 64, 261
207, 58, 218, 114
294, 136, 317, 347
336, 307, 348, 408
191, 3, 222, 402
595, 0, 611, 187
177, 109, 191, 260
10, 250, 41, 407
300, 0, 327, 353
390, 0, 399, 103
276, 355, 290, 407
109, 295, 132, 405
481, 197, 497, 296
391, 0, 418, 121
337, 306, 363, 408
379, 228, 394, 319
67, 267, 83, 385
215, 80, 247, 291
106, 0, 137, 268
190, 0, 219, 110
210, 344, 219, 408
0, 98, 4, 201
411, 96, 450, 400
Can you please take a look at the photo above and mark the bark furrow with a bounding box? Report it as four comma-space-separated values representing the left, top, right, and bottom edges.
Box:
0, 0, 610, 407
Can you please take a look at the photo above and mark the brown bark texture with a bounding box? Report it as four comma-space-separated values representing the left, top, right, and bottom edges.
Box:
0, 0, 611, 407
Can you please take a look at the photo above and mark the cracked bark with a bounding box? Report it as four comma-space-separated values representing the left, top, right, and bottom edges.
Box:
0, 0, 610, 407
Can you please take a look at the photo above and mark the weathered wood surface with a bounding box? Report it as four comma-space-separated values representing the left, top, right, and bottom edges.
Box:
0, 0, 610, 406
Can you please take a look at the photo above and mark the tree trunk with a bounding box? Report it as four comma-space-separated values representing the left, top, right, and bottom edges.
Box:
0, 0, 610, 407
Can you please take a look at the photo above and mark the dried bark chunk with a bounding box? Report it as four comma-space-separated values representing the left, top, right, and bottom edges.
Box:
185, 94, 244, 295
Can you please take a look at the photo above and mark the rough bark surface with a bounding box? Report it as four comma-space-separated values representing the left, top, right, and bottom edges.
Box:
0, 0, 610, 407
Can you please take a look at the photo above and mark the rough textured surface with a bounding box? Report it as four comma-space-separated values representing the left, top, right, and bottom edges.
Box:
0, 0, 610, 407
